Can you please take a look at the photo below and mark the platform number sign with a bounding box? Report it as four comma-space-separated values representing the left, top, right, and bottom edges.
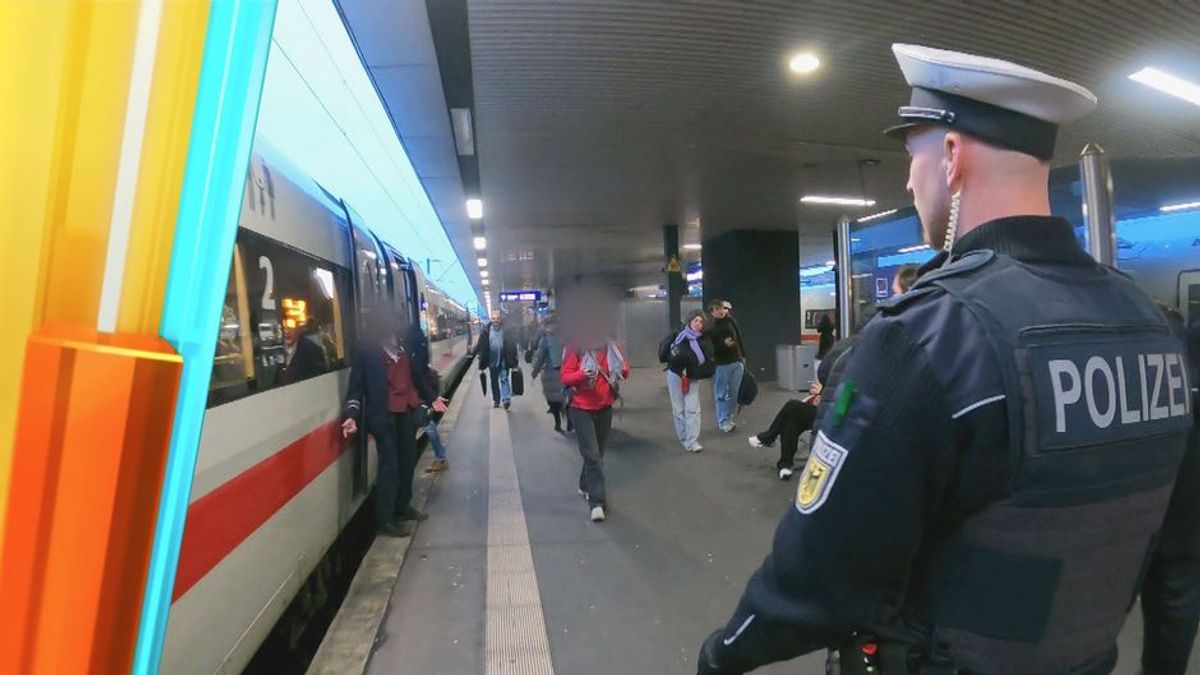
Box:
259, 255, 276, 310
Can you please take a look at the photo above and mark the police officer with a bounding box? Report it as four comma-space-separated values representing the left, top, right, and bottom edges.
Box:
697, 44, 1198, 675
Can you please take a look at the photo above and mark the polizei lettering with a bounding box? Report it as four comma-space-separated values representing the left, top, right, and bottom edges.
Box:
1047, 352, 1191, 434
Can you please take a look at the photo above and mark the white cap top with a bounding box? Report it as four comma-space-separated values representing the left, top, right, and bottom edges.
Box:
892, 44, 1097, 125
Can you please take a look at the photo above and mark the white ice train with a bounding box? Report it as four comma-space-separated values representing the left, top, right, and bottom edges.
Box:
161, 141, 474, 675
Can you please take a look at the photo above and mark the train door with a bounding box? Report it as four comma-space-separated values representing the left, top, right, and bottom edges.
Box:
411, 263, 432, 338
346, 215, 386, 497
380, 244, 419, 325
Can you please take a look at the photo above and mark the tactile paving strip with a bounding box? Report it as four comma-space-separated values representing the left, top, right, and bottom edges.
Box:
485, 412, 555, 674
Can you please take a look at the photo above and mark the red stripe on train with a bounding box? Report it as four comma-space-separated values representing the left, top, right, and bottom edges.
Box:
172, 419, 345, 602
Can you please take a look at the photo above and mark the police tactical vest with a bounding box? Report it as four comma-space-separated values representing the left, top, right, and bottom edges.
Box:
908, 251, 1193, 674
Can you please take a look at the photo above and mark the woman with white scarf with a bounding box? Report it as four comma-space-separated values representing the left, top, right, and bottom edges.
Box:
666, 310, 716, 452
561, 331, 630, 523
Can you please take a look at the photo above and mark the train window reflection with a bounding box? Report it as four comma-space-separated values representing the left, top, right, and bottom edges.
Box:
207, 228, 355, 407
208, 245, 254, 406
846, 209, 933, 333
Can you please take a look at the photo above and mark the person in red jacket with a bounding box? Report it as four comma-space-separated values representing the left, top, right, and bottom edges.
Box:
561, 335, 630, 523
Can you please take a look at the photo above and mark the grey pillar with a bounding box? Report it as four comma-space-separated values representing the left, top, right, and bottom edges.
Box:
702, 229, 801, 381
835, 216, 853, 338
663, 223, 683, 329
1079, 143, 1116, 266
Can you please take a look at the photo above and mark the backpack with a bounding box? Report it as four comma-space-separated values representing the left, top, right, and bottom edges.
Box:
658, 330, 677, 364
737, 369, 758, 406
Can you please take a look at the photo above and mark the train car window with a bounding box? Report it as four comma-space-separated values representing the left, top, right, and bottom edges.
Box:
351, 224, 387, 311
419, 292, 430, 336
222, 229, 352, 399
208, 244, 255, 407
845, 209, 931, 334
385, 247, 415, 323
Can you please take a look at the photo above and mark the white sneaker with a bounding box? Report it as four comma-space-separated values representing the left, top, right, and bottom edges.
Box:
686, 443, 703, 453
590, 505, 606, 522
778, 467, 794, 480
748, 436, 764, 448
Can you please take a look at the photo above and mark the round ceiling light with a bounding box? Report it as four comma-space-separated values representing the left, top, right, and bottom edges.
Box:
789, 52, 821, 74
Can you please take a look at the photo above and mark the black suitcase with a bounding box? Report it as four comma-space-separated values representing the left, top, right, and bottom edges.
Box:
511, 368, 525, 396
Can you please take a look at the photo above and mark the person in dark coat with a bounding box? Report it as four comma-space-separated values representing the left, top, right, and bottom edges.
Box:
815, 311, 836, 360
1138, 305, 1200, 675
706, 299, 746, 433
748, 336, 858, 480
277, 322, 326, 385
475, 310, 519, 409
341, 309, 447, 538
666, 310, 717, 452
531, 314, 571, 432
698, 44, 1197, 675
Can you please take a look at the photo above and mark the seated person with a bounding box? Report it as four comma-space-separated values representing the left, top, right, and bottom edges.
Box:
748, 331, 859, 480
750, 265, 921, 479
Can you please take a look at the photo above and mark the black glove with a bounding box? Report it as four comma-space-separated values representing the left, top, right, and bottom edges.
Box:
697, 629, 738, 675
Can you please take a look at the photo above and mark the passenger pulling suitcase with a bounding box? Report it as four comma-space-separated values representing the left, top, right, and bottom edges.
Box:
510, 368, 525, 396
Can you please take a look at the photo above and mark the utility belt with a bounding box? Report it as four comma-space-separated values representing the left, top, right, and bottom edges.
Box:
826, 634, 963, 675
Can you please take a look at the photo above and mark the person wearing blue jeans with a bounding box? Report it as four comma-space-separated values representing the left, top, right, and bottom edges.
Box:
488, 366, 511, 408
475, 310, 518, 410
424, 414, 448, 472
666, 310, 715, 452
706, 299, 745, 433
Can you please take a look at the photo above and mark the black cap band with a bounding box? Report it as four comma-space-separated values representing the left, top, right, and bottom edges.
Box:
885, 87, 1059, 160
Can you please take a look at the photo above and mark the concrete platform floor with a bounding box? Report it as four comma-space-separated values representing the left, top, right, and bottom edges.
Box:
365, 367, 1190, 675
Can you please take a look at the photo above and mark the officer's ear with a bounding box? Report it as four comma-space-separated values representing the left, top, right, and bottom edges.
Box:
943, 131, 965, 193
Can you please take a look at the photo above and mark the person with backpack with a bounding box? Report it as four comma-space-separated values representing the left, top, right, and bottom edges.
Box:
706, 299, 746, 433
663, 310, 716, 453
531, 313, 572, 433
561, 327, 629, 523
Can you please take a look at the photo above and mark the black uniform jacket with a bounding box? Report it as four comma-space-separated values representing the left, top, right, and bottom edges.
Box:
343, 325, 438, 437
700, 216, 1200, 674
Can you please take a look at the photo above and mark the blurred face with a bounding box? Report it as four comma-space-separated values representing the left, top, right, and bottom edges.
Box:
690, 315, 706, 332
490, 310, 502, 326
365, 311, 394, 344
905, 126, 953, 249
710, 305, 728, 319
892, 275, 904, 296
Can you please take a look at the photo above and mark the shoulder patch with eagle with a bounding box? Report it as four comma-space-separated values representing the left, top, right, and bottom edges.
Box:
795, 431, 848, 514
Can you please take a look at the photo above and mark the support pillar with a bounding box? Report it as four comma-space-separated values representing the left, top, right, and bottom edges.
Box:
663, 223, 684, 329
1079, 143, 1116, 266
702, 229, 801, 381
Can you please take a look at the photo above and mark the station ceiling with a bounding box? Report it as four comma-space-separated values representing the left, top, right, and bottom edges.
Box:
350, 1, 1200, 298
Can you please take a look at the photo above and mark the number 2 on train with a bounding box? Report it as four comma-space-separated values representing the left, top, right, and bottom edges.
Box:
259, 255, 276, 310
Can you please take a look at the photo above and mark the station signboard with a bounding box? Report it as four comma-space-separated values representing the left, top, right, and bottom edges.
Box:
500, 290, 542, 303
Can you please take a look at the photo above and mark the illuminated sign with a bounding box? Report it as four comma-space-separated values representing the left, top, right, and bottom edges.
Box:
500, 290, 542, 302
281, 298, 308, 329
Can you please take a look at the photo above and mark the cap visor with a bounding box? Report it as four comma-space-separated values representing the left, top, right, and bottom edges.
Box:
883, 121, 925, 139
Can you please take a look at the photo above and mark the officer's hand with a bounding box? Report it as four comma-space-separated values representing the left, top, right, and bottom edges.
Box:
432, 397, 448, 413
341, 418, 357, 438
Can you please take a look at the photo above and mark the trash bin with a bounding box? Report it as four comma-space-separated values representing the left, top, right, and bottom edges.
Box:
776, 345, 816, 391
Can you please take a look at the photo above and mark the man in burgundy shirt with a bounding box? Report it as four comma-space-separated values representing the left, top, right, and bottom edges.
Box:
342, 310, 447, 537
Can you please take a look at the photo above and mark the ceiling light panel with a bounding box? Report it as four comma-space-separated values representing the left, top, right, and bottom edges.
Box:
801, 195, 876, 207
